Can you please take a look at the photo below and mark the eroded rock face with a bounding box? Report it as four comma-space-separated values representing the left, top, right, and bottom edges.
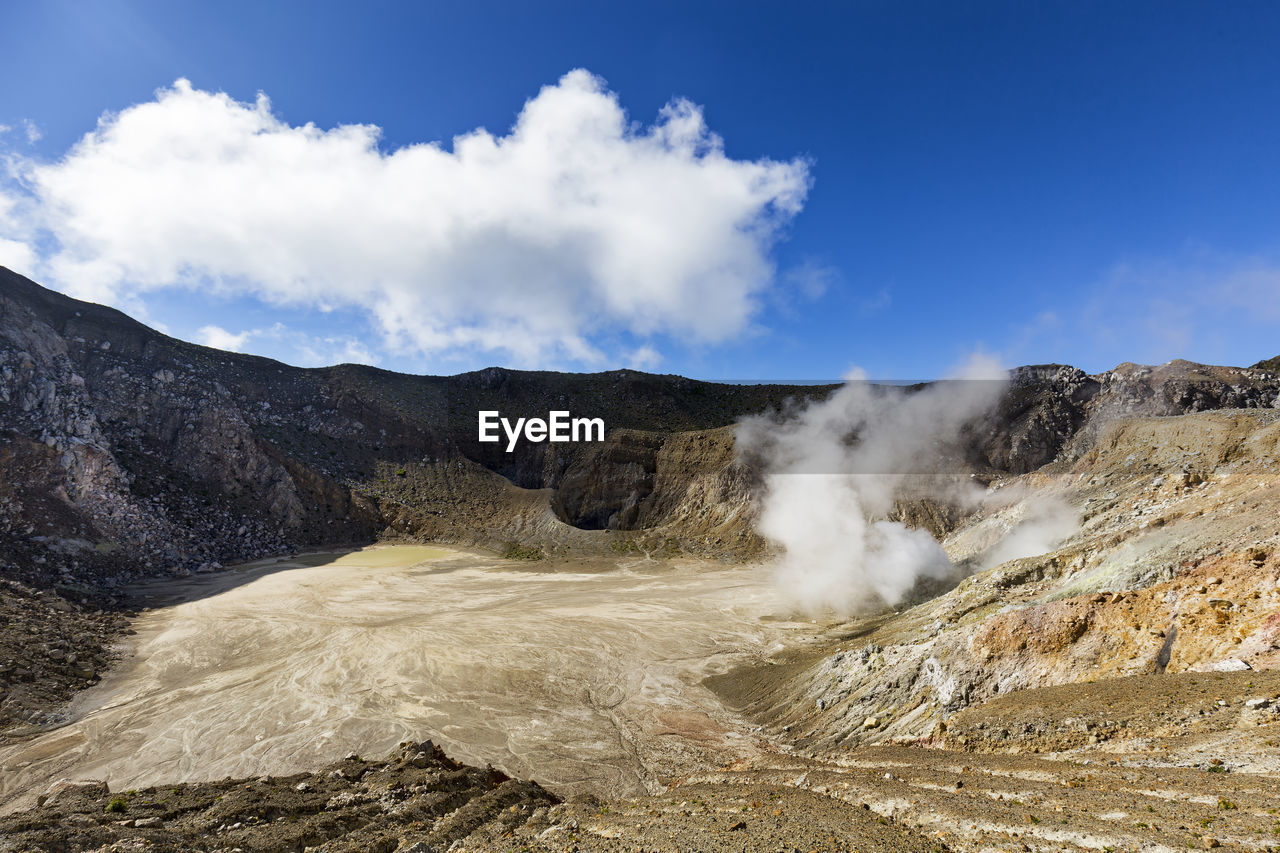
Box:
0, 269, 791, 588
6, 266, 1279, 590
972, 361, 1280, 475
739, 409, 1280, 757
0, 271, 428, 590
974, 364, 1101, 474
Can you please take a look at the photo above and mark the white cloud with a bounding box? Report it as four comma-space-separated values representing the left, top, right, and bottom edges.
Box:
0, 237, 35, 279
0, 121, 44, 146
781, 259, 837, 301
0, 72, 810, 368
858, 286, 891, 316
1079, 253, 1280, 369
197, 324, 251, 352
294, 333, 378, 368
196, 321, 378, 367
625, 344, 662, 370
991, 249, 1280, 372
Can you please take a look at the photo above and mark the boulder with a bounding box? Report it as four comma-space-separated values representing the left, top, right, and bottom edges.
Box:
1210, 658, 1252, 672
38, 778, 108, 807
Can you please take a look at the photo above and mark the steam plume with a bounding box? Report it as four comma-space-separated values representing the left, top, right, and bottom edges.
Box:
737, 357, 1007, 617
977, 493, 1078, 571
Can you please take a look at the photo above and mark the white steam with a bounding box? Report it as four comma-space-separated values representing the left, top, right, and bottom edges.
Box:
977, 493, 1078, 570
738, 357, 1008, 617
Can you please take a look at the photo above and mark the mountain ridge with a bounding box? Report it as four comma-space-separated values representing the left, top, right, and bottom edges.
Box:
6, 267, 1280, 850
5, 265, 1280, 583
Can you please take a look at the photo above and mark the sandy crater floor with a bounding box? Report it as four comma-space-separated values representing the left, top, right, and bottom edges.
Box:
0, 545, 825, 811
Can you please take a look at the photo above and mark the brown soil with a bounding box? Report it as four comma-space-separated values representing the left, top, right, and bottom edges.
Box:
943, 671, 1280, 760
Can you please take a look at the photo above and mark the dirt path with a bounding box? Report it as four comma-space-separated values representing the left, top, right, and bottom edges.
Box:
486, 744, 1280, 852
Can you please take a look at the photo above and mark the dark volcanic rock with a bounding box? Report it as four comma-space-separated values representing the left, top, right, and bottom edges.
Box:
4, 265, 1278, 590
0, 579, 126, 737
0, 740, 558, 853
974, 364, 1100, 474
0, 266, 832, 588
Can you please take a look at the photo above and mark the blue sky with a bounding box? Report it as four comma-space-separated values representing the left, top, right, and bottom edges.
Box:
2, 0, 1279, 379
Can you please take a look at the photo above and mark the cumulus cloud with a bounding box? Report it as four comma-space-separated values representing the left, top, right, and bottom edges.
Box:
0, 71, 810, 367
0, 238, 35, 279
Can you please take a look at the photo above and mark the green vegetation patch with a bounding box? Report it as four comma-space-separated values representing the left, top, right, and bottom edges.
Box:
501, 541, 545, 561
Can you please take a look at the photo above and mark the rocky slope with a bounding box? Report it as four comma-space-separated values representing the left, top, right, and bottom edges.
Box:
0, 740, 559, 853
16, 732, 1280, 852
0, 266, 817, 584
718, 407, 1280, 764
6, 265, 1280, 851
6, 265, 1278, 590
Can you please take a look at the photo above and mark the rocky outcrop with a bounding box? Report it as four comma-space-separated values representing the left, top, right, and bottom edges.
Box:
971, 364, 1099, 474
0, 740, 559, 853
0, 268, 819, 592
724, 409, 1280, 756
1254, 354, 1280, 372
971, 361, 1280, 475
5, 266, 1278, 592
0, 579, 130, 736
